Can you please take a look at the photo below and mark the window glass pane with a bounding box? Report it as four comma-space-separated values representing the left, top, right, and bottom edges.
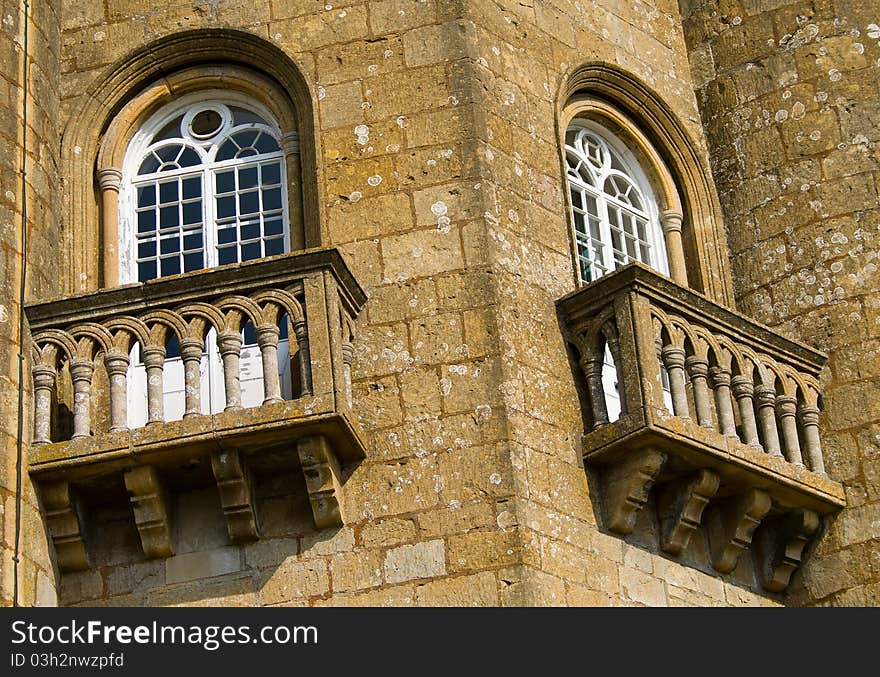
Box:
154, 115, 183, 142
139, 155, 160, 175
217, 226, 237, 244
265, 218, 283, 236
216, 196, 236, 219
239, 191, 259, 215
182, 177, 201, 200
217, 140, 238, 162
184, 252, 203, 272
232, 108, 265, 126
137, 210, 156, 233
241, 222, 260, 241
159, 181, 178, 204
179, 147, 201, 168
239, 166, 259, 190
183, 232, 203, 251
165, 335, 180, 359
261, 163, 281, 185
160, 205, 179, 229
161, 257, 181, 276
138, 261, 156, 282
265, 237, 284, 256
138, 241, 156, 258
160, 237, 179, 255
241, 242, 261, 262
218, 246, 237, 265
242, 321, 257, 345
254, 133, 280, 154
157, 145, 181, 163
182, 201, 202, 225
215, 170, 235, 194
137, 185, 156, 208
235, 131, 259, 149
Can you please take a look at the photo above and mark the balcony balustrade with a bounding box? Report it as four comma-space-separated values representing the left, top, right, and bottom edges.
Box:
557, 263, 845, 592
26, 248, 366, 571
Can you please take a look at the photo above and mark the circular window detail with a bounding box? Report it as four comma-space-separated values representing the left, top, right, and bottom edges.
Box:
183, 104, 231, 142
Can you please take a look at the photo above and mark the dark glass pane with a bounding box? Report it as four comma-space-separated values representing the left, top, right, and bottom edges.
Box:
236, 148, 258, 158
215, 170, 235, 194
217, 226, 237, 244
261, 163, 280, 185
160, 237, 179, 255
137, 210, 156, 233
160, 205, 179, 229
241, 222, 260, 241
161, 257, 181, 276
191, 109, 222, 137
137, 185, 156, 207
165, 335, 180, 359
139, 155, 160, 175
138, 261, 156, 282
241, 242, 261, 262
179, 147, 201, 168
216, 196, 236, 219
242, 321, 257, 345
570, 191, 583, 210
232, 108, 264, 126
138, 240, 156, 258
264, 218, 283, 236
183, 232, 203, 251
234, 131, 258, 149
154, 116, 183, 142
278, 315, 289, 340
157, 145, 181, 163
182, 177, 201, 199
217, 140, 238, 162
262, 187, 282, 211
239, 166, 259, 190
218, 246, 238, 265
265, 237, 284, 256
184, 252, 203, 272
182, 201, 202, 225
239, 191, 259, 215
254, 133, 280, 154
159, 181, 178, 204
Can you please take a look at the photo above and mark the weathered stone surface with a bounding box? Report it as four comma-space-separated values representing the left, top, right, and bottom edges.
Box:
384, 539, 446, 583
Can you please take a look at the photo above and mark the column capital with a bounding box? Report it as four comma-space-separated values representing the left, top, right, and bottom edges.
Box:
97, 167, 123, 192
659, 209, 684, 233
281, 131, 300, 155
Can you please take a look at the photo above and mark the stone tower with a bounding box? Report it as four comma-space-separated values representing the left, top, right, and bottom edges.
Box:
0, 0, 874, 606
681, 0, 880, 604
0, 0, 61, 606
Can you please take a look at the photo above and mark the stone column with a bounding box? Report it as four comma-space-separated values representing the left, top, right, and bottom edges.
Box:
731, 376, 760, 448
661, 344, 689, 419
580, 354, 608, 428
281, 131, 304, 251
293, 318, 312, 397
798, 405, 826, 476
32, 365, 57, 445
709, 366, 737, 437
142, 346, 166, 424
685, 355, 714, 428
97, 167, 123, 287
775, 395, 804, 467
754, 385, 782, 457
217, 332, 244, 411
179, 337, 204, 418
69, 358, 95, 439
256, 325, 282, 404
104, 350, 130, 432
659, 210, 688, 287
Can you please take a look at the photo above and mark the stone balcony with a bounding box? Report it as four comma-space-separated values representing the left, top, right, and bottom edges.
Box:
26, 248, 367, 572
557, 263, 845, 592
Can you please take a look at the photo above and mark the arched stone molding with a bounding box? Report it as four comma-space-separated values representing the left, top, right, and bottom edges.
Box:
61, 29, 323, 293
557, 62, 734, 306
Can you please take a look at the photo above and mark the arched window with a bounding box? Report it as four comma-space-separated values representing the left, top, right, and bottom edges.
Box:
118, 92, 294, 426
564, 121, 668, 283
119, 93, 289, 283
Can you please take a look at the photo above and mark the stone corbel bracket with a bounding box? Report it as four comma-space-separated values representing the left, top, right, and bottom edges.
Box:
212, 449, 260, 542
601, 448, 667, 534
706, 488, 772, 574
755, 508, 820, 593
657, 468, 720, 556
124, 465, 174, 558
296, 435, 345, 529
41, 481, 89, 572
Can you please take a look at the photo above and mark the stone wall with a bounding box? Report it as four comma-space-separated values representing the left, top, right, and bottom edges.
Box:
42, 0, 802, 606
681, 0, 880, 604
0, 0, 61, 607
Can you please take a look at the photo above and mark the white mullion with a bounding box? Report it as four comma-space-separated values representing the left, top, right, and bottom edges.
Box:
204, 167, 217, 268
596, 183, 614, 276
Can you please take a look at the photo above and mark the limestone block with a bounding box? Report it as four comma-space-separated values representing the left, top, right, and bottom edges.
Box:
260, 558, 330, 603
165, 547, 241, 585
330, 549, 384, 591
384, 539, 446, 583
415, 571, 498, 605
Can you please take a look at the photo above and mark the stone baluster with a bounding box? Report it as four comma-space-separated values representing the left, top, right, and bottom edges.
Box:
97, 167, 123, 287
605, 330, 627, 416
294, 319, 312, 397
685, 355, 714, 429
32, 364, 57, 444
798, 404, 826, 475
580, 353, 608, 428
775, 395, 804, 466
217, 331, 244, 411
142, 345, 166, 424
659, 210, 689, 287
709, 366, 738, 437
179, 337, 205, 418
754, 385, 783, 457
104, 350, 130, 433
731, 376, 760, 447
256, 325, 283, 404
661, 345, 689, 418
69, 358, 95, 439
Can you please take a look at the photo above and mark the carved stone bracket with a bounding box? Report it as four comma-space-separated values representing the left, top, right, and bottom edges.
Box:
755, 508, 821, 593
658, 469, 720, 556
601, 448, 667, 534
706, 488, 772, 574
296, 435, 345, 529
41, 481, 89, 572
124, 465, 174, 558
212, 449, 260, 542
